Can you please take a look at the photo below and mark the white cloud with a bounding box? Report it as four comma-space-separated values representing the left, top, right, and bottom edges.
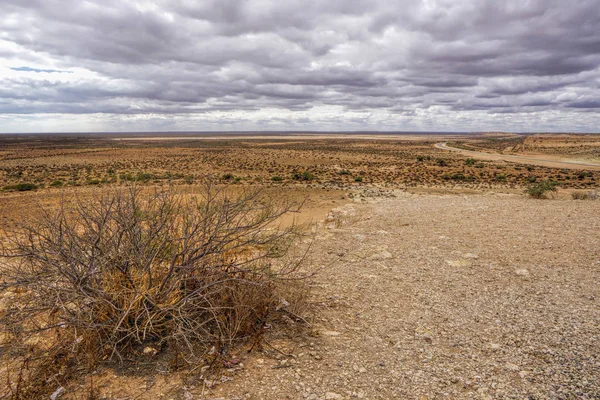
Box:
0, 0, 599, 132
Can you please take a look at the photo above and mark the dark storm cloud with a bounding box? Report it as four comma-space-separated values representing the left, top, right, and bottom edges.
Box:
1, 0, 599, 131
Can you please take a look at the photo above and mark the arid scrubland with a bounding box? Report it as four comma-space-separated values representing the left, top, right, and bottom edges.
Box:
0, 132, 599, 399
451, 133, 600, 161
1, 133, 599, 192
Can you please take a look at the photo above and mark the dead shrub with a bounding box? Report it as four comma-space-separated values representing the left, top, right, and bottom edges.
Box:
0, 182, 311, 397
571, 191, 599, 200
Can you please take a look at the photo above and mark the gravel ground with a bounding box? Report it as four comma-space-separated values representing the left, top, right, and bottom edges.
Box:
206, 192, 600, 400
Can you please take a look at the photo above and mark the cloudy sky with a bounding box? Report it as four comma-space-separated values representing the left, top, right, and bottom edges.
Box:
1, 0, 599, 133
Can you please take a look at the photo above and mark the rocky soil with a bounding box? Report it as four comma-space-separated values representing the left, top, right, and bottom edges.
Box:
202, 191, 600, 399
22, 191, 599, 399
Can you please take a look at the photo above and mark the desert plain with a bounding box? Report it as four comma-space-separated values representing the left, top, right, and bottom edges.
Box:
1, 132, 599, 399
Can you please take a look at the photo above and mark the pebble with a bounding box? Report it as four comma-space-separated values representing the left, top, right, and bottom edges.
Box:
515, 268, 530, 277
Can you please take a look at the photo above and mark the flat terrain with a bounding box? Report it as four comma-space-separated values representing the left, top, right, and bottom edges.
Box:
1, 133, 599, 399
450, 133, 600, 163
1, 133, 600, 191
435, 142, 600, 170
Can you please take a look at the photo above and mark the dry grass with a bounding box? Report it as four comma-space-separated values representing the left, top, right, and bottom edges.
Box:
571, 190, 599, 200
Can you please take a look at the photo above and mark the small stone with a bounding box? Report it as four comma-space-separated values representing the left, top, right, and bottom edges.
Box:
505, 362, 519, 371
445, 260, 469, 267
358, 367, 367, 373
325, 392, 343, 400
519, 371, 528, 379
515, 268, 530, 277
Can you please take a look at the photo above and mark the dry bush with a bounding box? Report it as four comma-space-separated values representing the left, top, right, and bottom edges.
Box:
571, 191, 599, 200
0, 182, 311, 398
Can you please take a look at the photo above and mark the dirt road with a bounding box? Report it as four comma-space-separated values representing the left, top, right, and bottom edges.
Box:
435, 142, 600, 170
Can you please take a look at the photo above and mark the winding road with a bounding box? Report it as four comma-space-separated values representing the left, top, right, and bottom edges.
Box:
435, 142, 600, 170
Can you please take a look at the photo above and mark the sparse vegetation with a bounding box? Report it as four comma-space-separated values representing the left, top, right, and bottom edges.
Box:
571, 191, 599, 200
0, 134, 598, 189
1, 133, 600, 398
526, 180, 558, 198
292, 171, 314, 181
2, 183, 38, 191
0, 183, 310, 397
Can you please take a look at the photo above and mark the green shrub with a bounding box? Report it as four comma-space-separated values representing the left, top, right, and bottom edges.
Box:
222, 173, 234, 180
292, 171, 314, 181
578, 172, 591, 180
451, 173, 475, 181
3, 183, 38, 191
87, 179, 101, 185
354, 176, 363, 182
121, 172, 153, 182
436, 158, 448, 167
526, 180, 558, 199
120, 173, 134, 181
464, 158, 476, 166
50, 180, 64, 187
136, 172, 153, 182
271, 176, 283, 182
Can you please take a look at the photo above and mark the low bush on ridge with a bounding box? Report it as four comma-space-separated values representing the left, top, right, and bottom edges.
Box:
526, 180, 558, 198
